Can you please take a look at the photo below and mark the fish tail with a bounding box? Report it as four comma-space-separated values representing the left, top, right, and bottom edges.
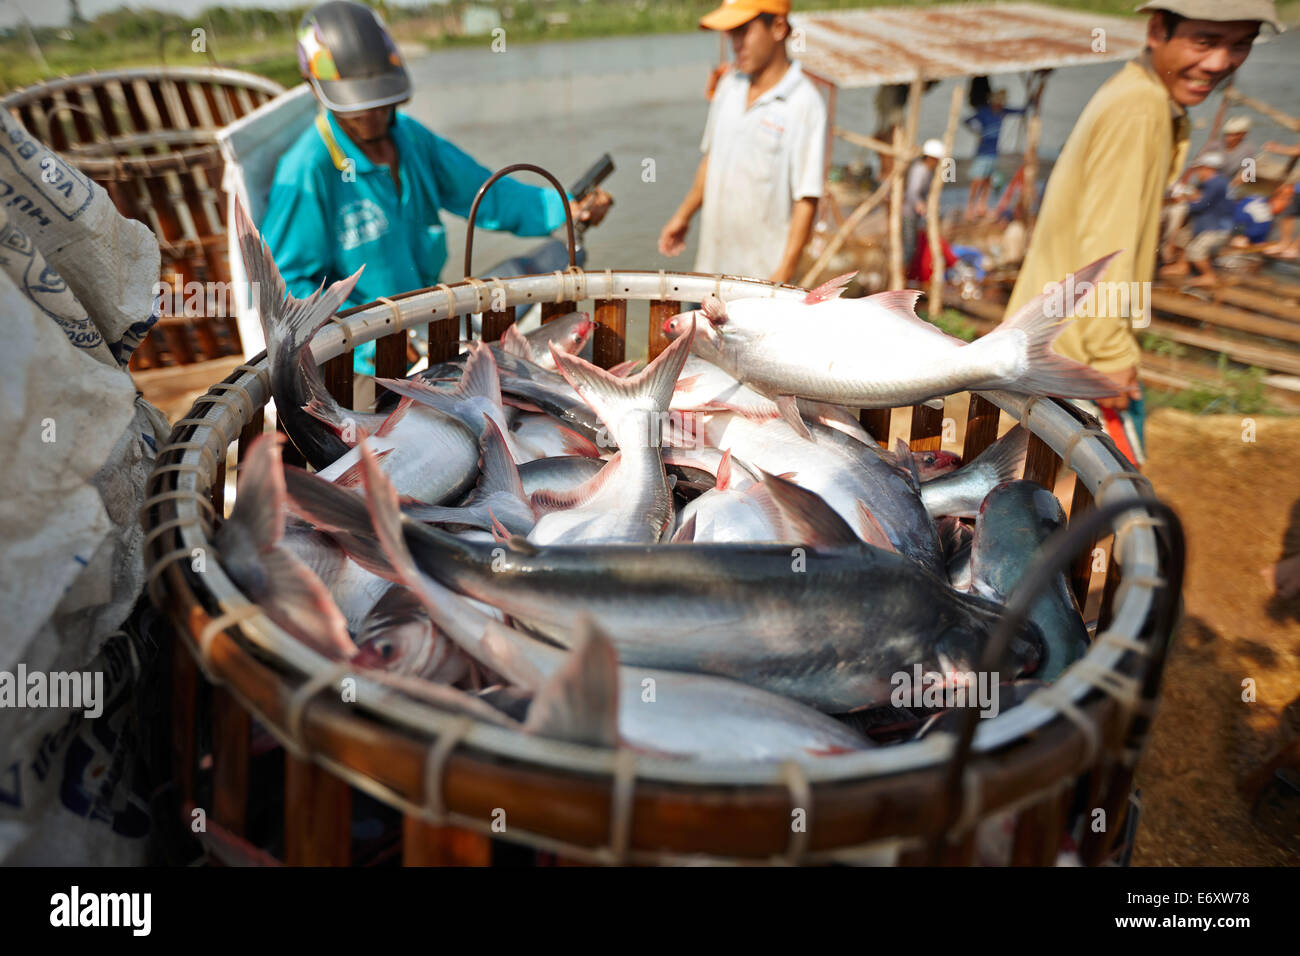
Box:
281, 455, 393, 577
972, 423, 1030, 486
551, 324, 694, 443
522, 616, 621, 748
233, 198, 363, 376
477, 416, 528, 502
980, 252, 1124, 400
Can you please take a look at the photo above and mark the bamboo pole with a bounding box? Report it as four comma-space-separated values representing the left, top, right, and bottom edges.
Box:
1020, 109, 1041, 228
798, 177, 891, 288
889, 124, 906, 290
832, 127, 899, 156
890, 78, 924, 290
1224, 87, 1300, 133
926, 84, 965, 315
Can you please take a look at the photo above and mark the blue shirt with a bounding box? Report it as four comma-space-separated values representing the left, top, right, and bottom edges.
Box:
1188, 175, 1235, 235
1233, 195, 1273, 244
963, 105, 1025, 157
262, 110, 567, 308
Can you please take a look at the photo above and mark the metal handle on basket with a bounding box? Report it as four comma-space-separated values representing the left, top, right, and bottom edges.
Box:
462, 163, 577, 280
929, 494, 1185, 864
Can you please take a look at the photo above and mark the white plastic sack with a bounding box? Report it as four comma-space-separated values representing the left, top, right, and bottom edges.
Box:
0, 111, 170, 864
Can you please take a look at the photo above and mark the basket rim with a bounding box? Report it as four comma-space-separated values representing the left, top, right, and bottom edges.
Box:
143, 270, 1166, 806
0, 66, 284, 110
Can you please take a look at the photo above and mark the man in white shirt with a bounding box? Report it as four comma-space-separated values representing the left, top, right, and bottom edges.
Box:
658, 0, 827, 283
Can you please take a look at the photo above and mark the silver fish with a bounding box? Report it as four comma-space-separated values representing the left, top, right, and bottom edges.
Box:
660, 256, 1122, 409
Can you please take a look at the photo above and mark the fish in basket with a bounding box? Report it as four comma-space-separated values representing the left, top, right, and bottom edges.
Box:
140, 193, 1183, 866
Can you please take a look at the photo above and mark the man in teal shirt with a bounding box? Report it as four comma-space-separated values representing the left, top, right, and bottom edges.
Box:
264, 1, 608, 371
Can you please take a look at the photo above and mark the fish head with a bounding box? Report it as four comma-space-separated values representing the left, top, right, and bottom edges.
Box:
355, 593, 438, 675
916, 449, 962, 480
568, 313, 595, 351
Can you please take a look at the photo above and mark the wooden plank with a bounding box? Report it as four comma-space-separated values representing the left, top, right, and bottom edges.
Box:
909, 402, 944, 452
375, 329, 409, 383
1211, 285, 1300, 322
60, 87, 97, 144
926, 85, 965, 316
482, 309, 514, 345
1067, 479, 1098, 610
1150, 289, 1300, 345
591, 299, 626, 370
401, 817, 492, 867
962, 393, 1001, 461
1022, 432, 1060, 490
427, 316, 460, 366
1147, 319, 1300, 376
323, 353, 353, 410
647, 301, 680, 362
859, 409, 892, 446
284, 754, 352, 866
1010, 790, 1067, 866
211, 687, 250, 835
541, 301, 577, 324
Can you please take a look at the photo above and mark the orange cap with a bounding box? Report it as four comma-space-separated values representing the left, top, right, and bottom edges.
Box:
699, 0, 791, 32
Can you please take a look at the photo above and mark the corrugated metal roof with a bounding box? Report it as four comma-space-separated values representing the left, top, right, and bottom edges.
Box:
794, 3, 1148, 88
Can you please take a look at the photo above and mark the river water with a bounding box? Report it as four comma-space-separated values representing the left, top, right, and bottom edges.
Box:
398, 27, 1300, 351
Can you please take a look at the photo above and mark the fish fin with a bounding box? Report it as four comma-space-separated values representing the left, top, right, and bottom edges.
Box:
530, 453, 622, 514
716, 448, 733, 492
863, 289, 925, 319
234, 200, 361, 446
892, 437, 922, 492
551, 324, 694, 442
479, 620, 551, 690
489, 510, 511, 543
701, 294, 727, 325
803, 270, 856, 304
776, 394, 812, 441
477, 416, 529, 502
454, 340, 505, 407
226, 432, 288, 550
522, 617, 620, 748
500, 396, 545, 414
499, 323, 535, 362
282, 454, 393, 576
759, 470, 861, 547
670, 513, 697, 543
374, 397, 415, 438
559, 427, 602, 458
674, 373, 702, 393
985, 252, 1123, 399
374, 375, 462, 418
332, 446, 394, 489
936, 515, 972, 560
607, 358, 644, 377
257, 547, 356, 660
855, 500, 898, 552
504, 534, 540, 555
972, 423, 1029, 484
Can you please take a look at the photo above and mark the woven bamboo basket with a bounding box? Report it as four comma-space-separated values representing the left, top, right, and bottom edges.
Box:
140, 171, 1183, 867
1, 67, 284, 372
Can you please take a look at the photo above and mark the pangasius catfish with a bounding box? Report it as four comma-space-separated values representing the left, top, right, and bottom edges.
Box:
661, 255, 1123, 410
282, 452, 1043, 713
353, 442, 871, 759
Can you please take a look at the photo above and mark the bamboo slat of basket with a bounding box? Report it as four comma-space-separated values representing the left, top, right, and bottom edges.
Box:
591, 299, 627, 369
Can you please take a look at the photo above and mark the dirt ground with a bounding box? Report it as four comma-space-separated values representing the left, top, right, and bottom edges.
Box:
1131, 408, 1300, 866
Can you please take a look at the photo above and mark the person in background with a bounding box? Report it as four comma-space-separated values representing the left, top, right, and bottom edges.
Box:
1260, 140, 1300, 257
1160, 152, 1233, 283
902, 139, 945, 267
1211, 114, 1258, 187
1001, 0, 1277, 467
963, 88, 1026, 221
262, 1, 609, 373
1233, 181, 1296, 246
659, 0, 826, 284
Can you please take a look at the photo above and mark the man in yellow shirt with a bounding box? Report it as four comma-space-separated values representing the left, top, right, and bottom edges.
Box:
1002, 0, 1278, 463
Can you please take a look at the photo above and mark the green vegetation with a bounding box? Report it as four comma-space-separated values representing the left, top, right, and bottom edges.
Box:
1144, 352, 1275, 415
921, 308, 979, 342
2, 0, 1160, 94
